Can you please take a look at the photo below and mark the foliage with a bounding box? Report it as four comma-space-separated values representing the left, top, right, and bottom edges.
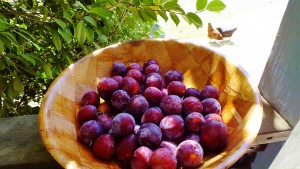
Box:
0, 0, 225, 117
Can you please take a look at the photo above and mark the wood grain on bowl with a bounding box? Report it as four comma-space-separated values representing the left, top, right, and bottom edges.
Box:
39, 39, 262, 169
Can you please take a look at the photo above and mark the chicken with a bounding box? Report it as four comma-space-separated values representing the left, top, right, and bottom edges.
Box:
207, 23, 237, 40
207, 23, 223, 40
216, 27, 237, 38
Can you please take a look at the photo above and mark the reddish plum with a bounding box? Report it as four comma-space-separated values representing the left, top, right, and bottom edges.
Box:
128, 62, 143, 72
200, 120, 229, 152
185, 112, 206, 133
81, 91, 100, 107
160, 95, 182, 115
182, 96, 203, 116
97, 113, 113, 133
131, 146, 153, 169
159, 115, 185, 141
93, 134, 115, 160
127, 94, 149, 120
164, 70, 183, 85
184, 133, 200, 143
97, 77, 119, 101
111, 112, 135, 137
79, 120, 103, 146
116, 134, 138, 164
144, 64, 161, 75
110, 90, 130, 110
143, 87, 163, 106
111, 61, 127, 76
150, 148, 177, 169
143, 59, 159, 72
77, 105, 98, 125
136, 123, 162, 149
201, 98, 221, 116
141, 107, 164, 125
205, 113, 223, 122
126, 69, 143, 84
184, 87, 201, 99
176, 140, 204, 168
200, 85, 220, 100
120, 76, 140, 96
144, 73, 163, 89
167, 81, 186, 98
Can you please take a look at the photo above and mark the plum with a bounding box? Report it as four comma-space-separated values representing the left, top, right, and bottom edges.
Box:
144, 64, 161, 75
131, 146, 153, 169
126, 69, 143, 84
185, 112, 206, 133
81, 91, 100, 107
97, 113, 113, 133
160, 95, 182, 115
150, 148, 177, 169
158, 141, 177, 154
116, 134, 138, 164
127, 94, 149, 120
144, 73, 163, 89
120, 76, 140, 96
159, 115, 185, 141
78, 120, 103, 146
164, 70, 183, 85
141, 107, 164, 125
184, 87, 201, 99
201, 98, 221, 116
77, 105, 98, 125
143, 87, 163, 106
97, 77, 119, 101
205, 113, 223, 122
110, 90, 130, 110
184, 133, 200, 143
111, 61, 127, 76
136, 123, 162, 149
200, 120, 229, 152
176, 140, 204, 168
143, 59, 159, 72
167, 81, 186, 98
93, 134, 115, 160
182, 96, 203, 117
112, 75, 123, 86
200, 85, 220, 100
128, 62, 143, 72
111, 112, 135, 137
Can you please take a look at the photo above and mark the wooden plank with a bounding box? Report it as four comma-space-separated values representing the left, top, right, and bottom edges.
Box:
258, 0, 300, 128
0, 114, 61, 168
269, 121, 300, 169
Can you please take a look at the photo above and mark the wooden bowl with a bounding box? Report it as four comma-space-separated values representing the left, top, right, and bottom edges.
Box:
39, 39, 263, 169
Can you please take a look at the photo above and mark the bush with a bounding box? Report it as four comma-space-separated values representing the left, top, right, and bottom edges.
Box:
0, 0, 225, 117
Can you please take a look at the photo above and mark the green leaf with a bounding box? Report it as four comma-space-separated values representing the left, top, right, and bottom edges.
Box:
58, 28, 73, 44
53, 18, 67, 29
43, 64, 53, 79
0, 61, 5, 70
92, 42, 101, 49
182, 14, 192, 25
138, 9, 147, 21
0, 40, 4, 55
0, 18, 11, 31
63, 55, 73, 65
0, 32, 20, 48
85, 26, 94, 41
163, 1, 178, 9
84, 16, 97, 28
170, 12, 180, 26
90, 7, 110, 19
143, 0, 153, 5
186, 12, 202, 28
13, 76, 24, 93
158, 11, 168, 22
98, 34, 108, 43
0, 77, 7, 95
143, 9, 157, 21
206, 0, 226, 12
133, 0, 141, 5
75, 21, 86, 46
50, 29, 62, 51
5, 83, 15, 100
63, 11, 74, 25
196, 0, 207, 11
20, 53, 36, 65
13, 30, 31, 42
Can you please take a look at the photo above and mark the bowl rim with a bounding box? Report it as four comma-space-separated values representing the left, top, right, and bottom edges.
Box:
38, 38, 263, 169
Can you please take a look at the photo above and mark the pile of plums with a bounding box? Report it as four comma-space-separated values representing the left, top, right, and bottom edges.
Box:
76, 60, 229, 169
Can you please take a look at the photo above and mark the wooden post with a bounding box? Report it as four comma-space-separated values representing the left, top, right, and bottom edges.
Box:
259, 0, 300, 128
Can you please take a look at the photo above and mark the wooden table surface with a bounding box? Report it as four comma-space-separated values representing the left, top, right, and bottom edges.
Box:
0, 97, 291, 169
